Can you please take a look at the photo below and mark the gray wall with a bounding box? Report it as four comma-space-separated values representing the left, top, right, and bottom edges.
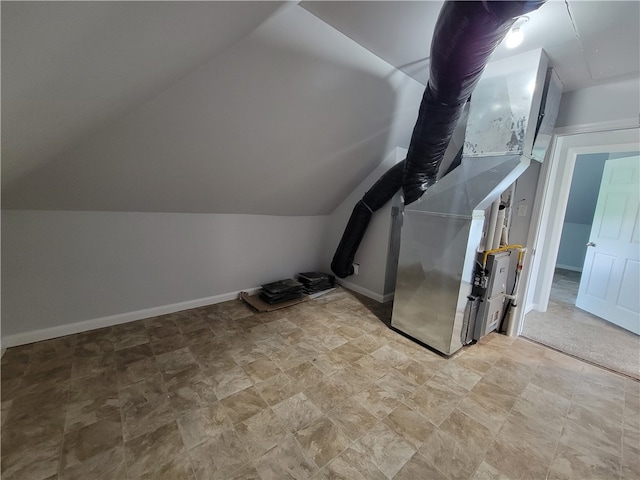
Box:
565, 153, 609, 224
555, 77, 640, 128
1, 211, 328, 344
556, 153, 608, 270
540, 77, 640, 273
323, 148, 406, 302
557, 151, 639, 271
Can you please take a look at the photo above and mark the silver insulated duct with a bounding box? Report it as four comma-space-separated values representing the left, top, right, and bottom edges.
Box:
390, 49, 562, 355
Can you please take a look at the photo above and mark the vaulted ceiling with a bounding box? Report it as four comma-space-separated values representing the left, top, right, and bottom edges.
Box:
2, 2, 423, 214
2, 1, 285, 192
2, 1, 638, 215
302, 0, 640, 91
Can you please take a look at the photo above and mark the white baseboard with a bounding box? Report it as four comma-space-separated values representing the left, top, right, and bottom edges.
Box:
381, 292, 395, 303
337, 279, 389, 303
1, 287, 262, 349
555, 264, 582, 273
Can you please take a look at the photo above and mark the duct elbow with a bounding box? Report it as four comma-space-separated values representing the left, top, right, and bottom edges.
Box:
331, 261, 354, 279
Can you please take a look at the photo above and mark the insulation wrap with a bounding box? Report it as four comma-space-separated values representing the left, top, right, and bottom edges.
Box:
402, 0, 546, 204
331, 160, 404, 278
331, 0, 546, 278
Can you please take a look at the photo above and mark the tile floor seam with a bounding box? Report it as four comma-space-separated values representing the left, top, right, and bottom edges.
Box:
327, 414, 366, 464
557, 362, 583, 477
234, 363, 340, 474
472, 349, 536, 479
171, 412, 201, 480
224, 446, 261, 480
291, 428, 323, 473
576, 370, 626, 459
312, 362, 403, 476
56, 372, 73, 478
538, 357, 571, 480
120, 409, 132, 480
412, 450, 453, 480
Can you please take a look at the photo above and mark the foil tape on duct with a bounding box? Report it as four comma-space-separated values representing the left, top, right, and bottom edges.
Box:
331, 0, 546, 279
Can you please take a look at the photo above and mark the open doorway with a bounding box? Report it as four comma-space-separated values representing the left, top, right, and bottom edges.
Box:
520, 127, 640, 378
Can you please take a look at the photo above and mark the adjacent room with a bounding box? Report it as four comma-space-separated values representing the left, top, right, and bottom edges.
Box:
523, 147, 640, 379
2, 1, 639, 480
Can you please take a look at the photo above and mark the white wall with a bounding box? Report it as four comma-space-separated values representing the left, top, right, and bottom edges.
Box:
1, 211, 328, 346
323, 148, 406, 302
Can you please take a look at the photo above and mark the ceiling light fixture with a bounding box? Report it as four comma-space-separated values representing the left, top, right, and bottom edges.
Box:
505, 16, 529, 49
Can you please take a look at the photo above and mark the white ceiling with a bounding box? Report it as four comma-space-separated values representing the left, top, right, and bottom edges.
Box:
302, 0, 640, 91
1, 1, 285, 188
1, 4, 424, 214
2, 1, 639, 215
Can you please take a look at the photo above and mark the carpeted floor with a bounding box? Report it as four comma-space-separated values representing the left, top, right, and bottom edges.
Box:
522, 269, 640, 379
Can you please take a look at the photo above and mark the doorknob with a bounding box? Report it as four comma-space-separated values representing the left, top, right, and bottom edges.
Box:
587, 242, 596, 247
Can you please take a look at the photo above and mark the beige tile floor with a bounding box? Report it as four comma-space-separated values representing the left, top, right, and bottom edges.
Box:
1, 287, 639, 480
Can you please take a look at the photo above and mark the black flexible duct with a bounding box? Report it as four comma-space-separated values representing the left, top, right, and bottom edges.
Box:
331, 160, 404, 277
402, 0, 545, 204
331, 0, 545, 279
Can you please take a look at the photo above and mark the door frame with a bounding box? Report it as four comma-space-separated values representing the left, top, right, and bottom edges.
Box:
509, 120, 640, 336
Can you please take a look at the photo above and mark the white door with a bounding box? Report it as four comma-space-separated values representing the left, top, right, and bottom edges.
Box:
576, 155, 640, 334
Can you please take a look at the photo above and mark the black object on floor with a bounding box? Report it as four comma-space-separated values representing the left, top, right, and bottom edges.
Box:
298, 272, 336, 294
260, 278, 305, 304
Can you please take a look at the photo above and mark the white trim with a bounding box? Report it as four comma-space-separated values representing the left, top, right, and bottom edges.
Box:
554, 117, 639, 136
520, 143, 557, 321
1, 287, 262, 348
535, 142, 580, 312
336, 279, 389, 303
555, 264, 582, 273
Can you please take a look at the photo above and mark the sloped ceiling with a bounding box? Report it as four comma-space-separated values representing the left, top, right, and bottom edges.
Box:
302, 0, 640, 91
301, 1, 441, 84
2, 3, 424, 214
2, 1, 285, 190
4, 1, 637, 215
